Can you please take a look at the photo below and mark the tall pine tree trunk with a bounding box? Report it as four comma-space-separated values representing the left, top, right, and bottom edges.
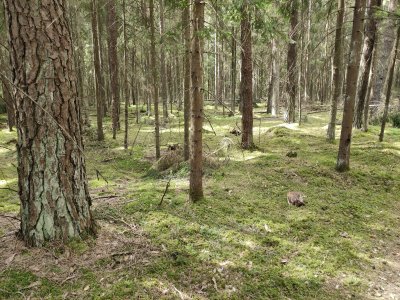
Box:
369, 0, 397, 115
4, 0, 95, 247
336, 0, 366, 171
123, 0, 129, 149
231, 27, 237, 114
92, 0, 104, 141
183, 2, 191, 161
271, 39, 280, 117
327, 0, 345, 141
160, 0, 168, 120
150, 0, 161, 159
287, 0, 298, 123
354, 0, 380, 129
379, 27, 400, 142
190, 0, 205, 202
106, 0, 120, 139
240, 0, 254, 149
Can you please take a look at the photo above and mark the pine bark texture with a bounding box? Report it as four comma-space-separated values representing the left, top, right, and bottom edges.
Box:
189, 0, 205, 202
4, 0, 95, 246
336, 0, 366, 172
327, 0, 345, 141
240, 0, 254, 149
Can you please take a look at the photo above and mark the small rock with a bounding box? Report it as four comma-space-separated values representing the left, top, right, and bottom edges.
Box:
281, 259, 289, 265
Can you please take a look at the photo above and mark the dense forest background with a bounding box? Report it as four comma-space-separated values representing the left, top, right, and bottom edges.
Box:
0, 0, 400, 299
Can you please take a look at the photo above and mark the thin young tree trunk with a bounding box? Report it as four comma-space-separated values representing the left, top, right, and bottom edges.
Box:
369, 0, 398, 115
271, 39, 280, 117
160, 0, 168, 120
240, 0, 254, 149
183, 2, 191, 161
4, 0, 96, 246
123, 0, 129, 149
354, 0, 380, 129
106, 0, 120, 139
189, 0, 205, 202
2, 80, 15, 131
379, 27, 400, 142
336, 0, 366, 172
149, 0, 161, 159
91, 0, 104, 141
327, 0, 345, 141
231, 26, 237, 114
287, 0, 298, 123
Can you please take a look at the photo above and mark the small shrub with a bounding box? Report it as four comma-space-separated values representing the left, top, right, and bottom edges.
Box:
392, 112, 400, 128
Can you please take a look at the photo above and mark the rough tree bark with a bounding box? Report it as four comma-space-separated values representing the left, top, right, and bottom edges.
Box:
336, 0, 366, 172
287, 0, 298, 123
91, 0, 104, 141
240, 0, 254, 149
354, 0, 380, 129
106, 0, 120, 139
189, 0, 205, 202
327, 0, 345, 141
183, 1, 191, 161
4, 0, 96, 247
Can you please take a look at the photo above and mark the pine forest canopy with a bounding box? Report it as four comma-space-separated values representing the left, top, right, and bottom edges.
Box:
0, 0, 400, 298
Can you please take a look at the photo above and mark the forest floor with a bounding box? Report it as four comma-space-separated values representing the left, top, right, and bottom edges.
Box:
0, 106, 400, 299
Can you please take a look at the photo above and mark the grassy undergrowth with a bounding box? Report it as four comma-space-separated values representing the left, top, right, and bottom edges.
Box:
1, 106, 399, 299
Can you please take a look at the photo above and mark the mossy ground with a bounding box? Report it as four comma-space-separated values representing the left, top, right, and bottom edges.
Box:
0, 106, 399, 299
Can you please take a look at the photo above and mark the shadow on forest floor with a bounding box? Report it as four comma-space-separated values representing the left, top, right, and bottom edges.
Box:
1, 109, 400, 299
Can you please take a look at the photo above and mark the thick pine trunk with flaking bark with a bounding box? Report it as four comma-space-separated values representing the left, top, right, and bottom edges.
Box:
240, 0, 254, 149
183, 2, 191, 161
336, 0, 366, 172
4, 0, 96, 247
327, 0, 345, 141
287, 0, 298, 123
189, 0, 205, 202
354, 0, 380, 129
91, 0, 104, 141
106, 0, 120, 139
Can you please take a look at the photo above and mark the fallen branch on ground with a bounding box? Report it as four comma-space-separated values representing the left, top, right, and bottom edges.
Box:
159, 178, 172, 207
